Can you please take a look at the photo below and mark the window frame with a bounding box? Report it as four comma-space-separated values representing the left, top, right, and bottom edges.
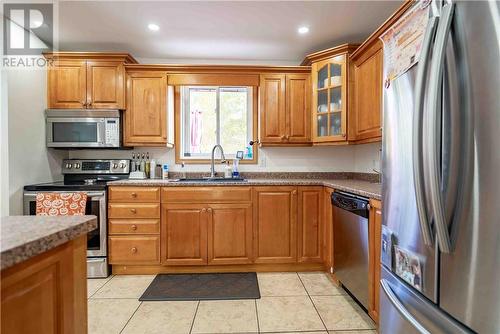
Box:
174, 85, 258, 165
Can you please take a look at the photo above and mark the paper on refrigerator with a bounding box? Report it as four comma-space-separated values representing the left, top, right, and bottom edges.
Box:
380, 0, 431, 87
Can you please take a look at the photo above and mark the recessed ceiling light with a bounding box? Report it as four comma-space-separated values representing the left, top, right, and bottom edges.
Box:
298, 26, 309, 34
148, 23, 159, 32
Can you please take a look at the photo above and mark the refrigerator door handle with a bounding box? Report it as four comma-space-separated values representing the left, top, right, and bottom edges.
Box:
381, 279, 432, 334
413, 16, 438, 247
426, 3, 455, 253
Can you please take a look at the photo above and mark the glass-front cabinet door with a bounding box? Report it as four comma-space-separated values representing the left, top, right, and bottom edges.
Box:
312, 55, 347, 142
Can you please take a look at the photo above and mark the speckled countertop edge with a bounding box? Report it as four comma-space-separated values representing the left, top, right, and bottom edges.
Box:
107, 178, 382, 200
1, 216, 97, 270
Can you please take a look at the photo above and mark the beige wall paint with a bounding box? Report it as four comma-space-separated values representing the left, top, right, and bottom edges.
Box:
6, 64, 67, 215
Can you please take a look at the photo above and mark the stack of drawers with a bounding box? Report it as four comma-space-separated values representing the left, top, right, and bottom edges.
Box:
108, 187, 161, 265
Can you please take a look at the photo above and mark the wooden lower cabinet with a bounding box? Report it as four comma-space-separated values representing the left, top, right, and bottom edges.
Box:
207, 203, 253, 265
323, 187, 335, 270
253, 186, 297, 263
161, 204, 208, 265
109, 236, 160, 264
1, 236, 87, 334
298, 187, 323, 263
368, 199, 382, 323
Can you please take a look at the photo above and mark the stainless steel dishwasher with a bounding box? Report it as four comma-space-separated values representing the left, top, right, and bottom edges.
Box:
332, 191, 370, 309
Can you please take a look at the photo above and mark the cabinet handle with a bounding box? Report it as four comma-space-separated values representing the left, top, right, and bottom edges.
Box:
131, 247, 137, 253
131, 224, 137, 231
131, 192, 137, 198
130, 208, 137, 214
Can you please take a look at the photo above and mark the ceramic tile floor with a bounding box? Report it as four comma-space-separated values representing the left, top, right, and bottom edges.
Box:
87, 272, 376, 334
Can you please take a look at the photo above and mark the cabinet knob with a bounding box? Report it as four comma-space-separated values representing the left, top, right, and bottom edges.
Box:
131, 247, 137, 253
201, 208, 206, 213
292, 190, 297, 195
281, 135, 286, 140
285, 135, 290, 140
342, 133, 346, 137
131, 192, 137, 198
130, 208, 137, 214
131, 224, 137, 231
207, 208, 212, 213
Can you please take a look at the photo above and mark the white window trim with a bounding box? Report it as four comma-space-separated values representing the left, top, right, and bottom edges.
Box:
180, 86, 253, 160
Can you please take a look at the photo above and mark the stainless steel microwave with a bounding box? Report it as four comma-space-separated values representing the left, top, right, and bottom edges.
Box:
46, 109, 122, 148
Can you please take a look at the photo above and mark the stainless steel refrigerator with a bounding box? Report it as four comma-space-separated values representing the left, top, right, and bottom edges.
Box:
380, 1, 500, 333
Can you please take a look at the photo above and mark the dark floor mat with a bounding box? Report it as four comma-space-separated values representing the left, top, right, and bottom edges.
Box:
139, 272, 260, 301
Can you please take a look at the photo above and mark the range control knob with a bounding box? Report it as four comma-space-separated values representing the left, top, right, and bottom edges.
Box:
66, 163, 72, 169
113, 163, 118, 169
119, 163, 126, 168
74, 163, 81, 169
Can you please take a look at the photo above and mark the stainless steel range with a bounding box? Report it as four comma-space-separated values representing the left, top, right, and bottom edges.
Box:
23, 159, 130, 278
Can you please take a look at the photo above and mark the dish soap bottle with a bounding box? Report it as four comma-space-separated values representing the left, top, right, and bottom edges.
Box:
224, 161, 232, 178
232, 159, 240, 178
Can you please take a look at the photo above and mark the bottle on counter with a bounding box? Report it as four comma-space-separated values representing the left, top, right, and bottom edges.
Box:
131, 153, 136, 172
150, 158, 156, 179
232, 159, 240, 178
135, 152, 141, 172
145, 152, 151, 178
224, 161, 232, 178
162, 163, 169, 179
140, 153, 146, 172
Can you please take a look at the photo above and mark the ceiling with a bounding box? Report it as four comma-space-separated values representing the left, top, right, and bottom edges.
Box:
57, 1, 402, 65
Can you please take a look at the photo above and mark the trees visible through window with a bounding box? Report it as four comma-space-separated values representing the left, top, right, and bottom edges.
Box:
180, 86, 253, 159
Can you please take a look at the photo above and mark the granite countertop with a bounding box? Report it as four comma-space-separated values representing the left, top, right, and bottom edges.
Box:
108, 178, 382, 200
0, 215, 97, 270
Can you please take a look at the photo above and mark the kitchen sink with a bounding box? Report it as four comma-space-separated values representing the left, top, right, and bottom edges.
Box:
173, 177, 247, 182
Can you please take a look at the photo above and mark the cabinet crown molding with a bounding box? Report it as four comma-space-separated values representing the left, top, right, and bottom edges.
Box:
301, 43, 360, 66
43, 51, 138, 64
124, 63, 311, 74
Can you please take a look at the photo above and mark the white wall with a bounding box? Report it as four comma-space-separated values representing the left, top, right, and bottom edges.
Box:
0, 68, 9, 216
6, 63, 67, 215
353, 142, 382, 173
70, 143, 381, 174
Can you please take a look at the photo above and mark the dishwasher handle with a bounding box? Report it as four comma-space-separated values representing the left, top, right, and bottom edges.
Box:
331, 192, 369, 218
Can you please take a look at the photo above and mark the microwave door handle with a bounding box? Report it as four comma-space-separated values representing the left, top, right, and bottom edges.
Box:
97, 119, 105, 145
426, 3, 455, 253
413, 16, 438, 247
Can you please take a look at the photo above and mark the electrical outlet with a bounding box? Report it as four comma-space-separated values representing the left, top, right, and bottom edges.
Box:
260, 154, 266, 167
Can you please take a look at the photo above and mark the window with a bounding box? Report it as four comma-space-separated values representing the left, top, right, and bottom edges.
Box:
178, 86, 256, 162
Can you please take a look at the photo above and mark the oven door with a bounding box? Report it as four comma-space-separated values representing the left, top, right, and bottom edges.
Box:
46, 117, 107, 148
23, 191, 107, 257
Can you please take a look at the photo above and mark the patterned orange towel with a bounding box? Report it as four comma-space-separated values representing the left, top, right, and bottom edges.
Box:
35, 192, 88, 216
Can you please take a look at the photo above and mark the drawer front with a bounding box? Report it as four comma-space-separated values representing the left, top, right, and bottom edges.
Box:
161, 187, 251, 203
109, 219, 160, 235
109, 187, 160, 203
109, 236, 160, 264
108, 203, 160, 218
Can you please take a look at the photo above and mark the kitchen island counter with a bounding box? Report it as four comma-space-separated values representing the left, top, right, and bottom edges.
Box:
0, 215, 97, 270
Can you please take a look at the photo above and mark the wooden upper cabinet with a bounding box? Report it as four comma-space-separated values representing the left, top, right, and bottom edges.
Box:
125, 71, 167, 146
298, 187, 323, 263
47, 60, 87, 109
259, 72, 311, 146
350, 41, 383, 143
259, 74, 286, 144
253, 186, 297, 263
286, 74, 311, 143
161, 204, 208, 266
45, 53, 135, 109
207, 204, 253, 265
86, 61, 125, 109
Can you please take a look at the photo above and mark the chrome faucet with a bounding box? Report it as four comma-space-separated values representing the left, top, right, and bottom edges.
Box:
210, 144, 226, 178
